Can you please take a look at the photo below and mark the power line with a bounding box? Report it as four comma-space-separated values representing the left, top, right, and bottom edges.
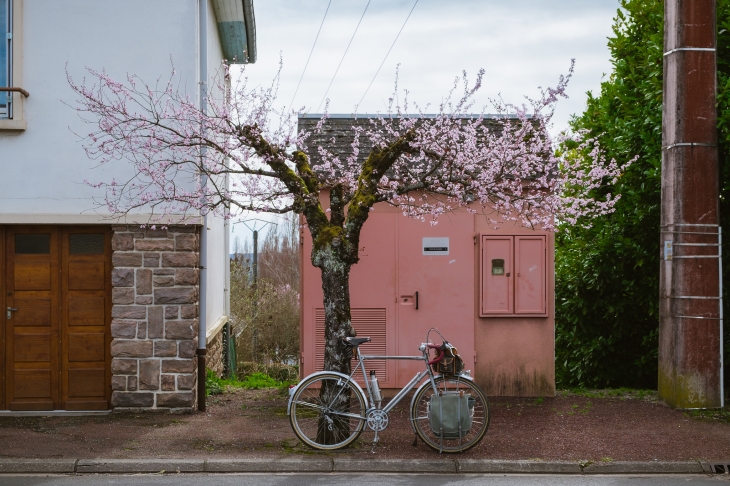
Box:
316, 0, 372, 113
356, 0, 419, 111
289, 0, 333, 111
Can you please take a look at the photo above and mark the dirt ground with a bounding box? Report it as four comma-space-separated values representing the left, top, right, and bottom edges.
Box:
0, 388, 729, 461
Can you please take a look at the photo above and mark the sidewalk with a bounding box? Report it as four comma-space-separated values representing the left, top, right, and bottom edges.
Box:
0, 457, 716, 475
0, 388, 728, 474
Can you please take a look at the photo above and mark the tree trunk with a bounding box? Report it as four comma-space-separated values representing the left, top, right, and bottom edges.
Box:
312, 244, 358, 445
315, 245, 355, 374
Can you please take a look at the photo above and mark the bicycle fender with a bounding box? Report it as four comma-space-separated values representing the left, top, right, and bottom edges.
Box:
287, 370, 367, 416
408, 373, 475, 434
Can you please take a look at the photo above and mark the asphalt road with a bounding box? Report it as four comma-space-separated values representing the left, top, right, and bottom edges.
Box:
2, 474, 729, 486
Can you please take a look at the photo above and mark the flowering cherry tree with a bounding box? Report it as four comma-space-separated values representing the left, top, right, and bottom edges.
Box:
68, 61, 623, 377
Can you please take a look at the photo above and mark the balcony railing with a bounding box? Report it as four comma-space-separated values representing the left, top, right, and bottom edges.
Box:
0, 87, 29, 97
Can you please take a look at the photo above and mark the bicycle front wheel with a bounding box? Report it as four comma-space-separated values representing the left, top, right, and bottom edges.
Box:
411, 375, 490, 453
289, 372, 367, 450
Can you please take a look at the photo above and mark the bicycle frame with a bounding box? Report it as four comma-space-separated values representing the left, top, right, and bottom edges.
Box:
354, 347, 438, 413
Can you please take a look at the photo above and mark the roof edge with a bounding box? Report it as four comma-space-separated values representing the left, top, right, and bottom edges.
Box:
211, 0, 256, 64
243, 0, 256, 63
298, 113, 521, 119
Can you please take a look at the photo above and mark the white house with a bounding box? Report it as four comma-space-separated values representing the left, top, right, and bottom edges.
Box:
0, 0, 255, 412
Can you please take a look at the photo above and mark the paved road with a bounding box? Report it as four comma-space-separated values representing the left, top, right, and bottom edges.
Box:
2, 474, 729, 486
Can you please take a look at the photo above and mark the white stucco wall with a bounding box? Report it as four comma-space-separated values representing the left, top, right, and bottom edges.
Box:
204, 0, 228, 330
0, 0, 199, 223
0, 0, 230, 336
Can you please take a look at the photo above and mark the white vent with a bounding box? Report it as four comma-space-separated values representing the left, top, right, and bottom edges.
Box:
315, 308, 387, 381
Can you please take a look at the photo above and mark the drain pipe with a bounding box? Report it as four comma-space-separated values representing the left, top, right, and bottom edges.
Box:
197, 0, 209, 412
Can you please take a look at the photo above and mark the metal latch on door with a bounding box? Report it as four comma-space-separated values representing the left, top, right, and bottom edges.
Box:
7, 307, 17, 319
399, 292, 419, 309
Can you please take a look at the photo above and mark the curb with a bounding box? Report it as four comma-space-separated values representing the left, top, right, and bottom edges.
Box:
0, 458, 714, 475
581, 460, 705, 474
76, 459, 205, 474
206, 458, 333, 473
332, 458, 457, 473
459, 460, 582, 474
0, 459, 77, 474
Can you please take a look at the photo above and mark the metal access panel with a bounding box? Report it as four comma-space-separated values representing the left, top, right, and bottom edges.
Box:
480, 236, 513, 316
514, 236, 547, 315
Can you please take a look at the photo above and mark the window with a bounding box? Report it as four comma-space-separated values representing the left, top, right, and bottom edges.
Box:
0, 0, 11, 118
0, 0, 23, 129
15, 234, 51, 254
480, 235, 547, 317
69, 234, 105, 255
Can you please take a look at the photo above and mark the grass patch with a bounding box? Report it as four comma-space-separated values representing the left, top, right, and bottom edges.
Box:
206, 369, 296, 395
580, 401, 592, 415
240, 372, 287, 389
685, 408, 730, 423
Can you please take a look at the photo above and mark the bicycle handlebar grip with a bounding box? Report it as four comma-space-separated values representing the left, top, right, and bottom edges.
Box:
427, 345, 445, 366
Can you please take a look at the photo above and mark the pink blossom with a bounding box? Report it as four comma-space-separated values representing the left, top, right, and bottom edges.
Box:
67, 60, 626, 231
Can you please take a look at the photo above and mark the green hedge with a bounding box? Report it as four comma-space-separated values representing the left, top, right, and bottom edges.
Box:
556, 0, 730, 388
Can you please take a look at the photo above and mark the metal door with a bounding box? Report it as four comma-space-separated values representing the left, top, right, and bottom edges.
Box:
346, 213, 397, 387
480, 236, 514, 315
396, 213, 475, 386
514, 236, 547, 315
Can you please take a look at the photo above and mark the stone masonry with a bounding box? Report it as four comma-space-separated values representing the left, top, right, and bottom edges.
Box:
110, 225, 200, 411
207, 329, 224, 378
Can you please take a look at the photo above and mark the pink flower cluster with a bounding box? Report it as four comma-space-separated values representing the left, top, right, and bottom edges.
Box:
68, 59, 626, 230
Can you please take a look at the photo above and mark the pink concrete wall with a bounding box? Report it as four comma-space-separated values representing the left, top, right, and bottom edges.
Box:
473, 215, 555, 397
300, 197, 555, 397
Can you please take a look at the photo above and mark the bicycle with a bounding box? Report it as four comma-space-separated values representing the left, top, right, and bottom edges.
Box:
287, 328, 490, 453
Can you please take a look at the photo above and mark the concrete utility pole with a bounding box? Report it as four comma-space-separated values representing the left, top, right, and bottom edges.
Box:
659, 0, 723, 409
233, 219, 276, 364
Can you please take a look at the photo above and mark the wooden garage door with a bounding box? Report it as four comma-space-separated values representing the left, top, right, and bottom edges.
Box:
2, 226, 111, 411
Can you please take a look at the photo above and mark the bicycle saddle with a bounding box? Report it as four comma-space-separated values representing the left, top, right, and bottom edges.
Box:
342, 337, 371, 347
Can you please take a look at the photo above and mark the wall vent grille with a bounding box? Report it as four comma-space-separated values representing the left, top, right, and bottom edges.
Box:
315, 308, 387, 381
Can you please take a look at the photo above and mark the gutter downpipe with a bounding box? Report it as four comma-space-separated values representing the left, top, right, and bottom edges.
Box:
197, 0, 209, 412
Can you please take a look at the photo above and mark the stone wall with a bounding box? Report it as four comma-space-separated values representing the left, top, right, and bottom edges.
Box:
110, 225, 200, 411
207, 330, 224, 378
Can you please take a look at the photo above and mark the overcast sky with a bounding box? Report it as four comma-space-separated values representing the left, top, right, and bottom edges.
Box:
230, 0, 621, 250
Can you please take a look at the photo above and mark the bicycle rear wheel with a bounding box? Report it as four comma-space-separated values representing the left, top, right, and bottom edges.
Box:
411, 375, 490, 453
289, 372, 367, 450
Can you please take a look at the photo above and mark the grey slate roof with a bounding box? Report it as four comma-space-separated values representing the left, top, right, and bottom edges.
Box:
297, 114, 511, 168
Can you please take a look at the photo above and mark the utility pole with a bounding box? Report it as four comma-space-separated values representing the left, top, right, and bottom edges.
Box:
232, 218, 277, 365
252, 229, 258, 363
659, 0, 723, 409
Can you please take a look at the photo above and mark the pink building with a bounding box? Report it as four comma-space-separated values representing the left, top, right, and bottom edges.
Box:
298, 116, 555, 397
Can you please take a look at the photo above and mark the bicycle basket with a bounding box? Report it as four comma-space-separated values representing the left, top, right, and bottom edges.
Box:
428, 391, 473, 438
433, 345, 464, 375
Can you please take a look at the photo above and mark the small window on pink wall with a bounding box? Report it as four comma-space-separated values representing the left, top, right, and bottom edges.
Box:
481, 236, 513, 315
480, 235, 547, 317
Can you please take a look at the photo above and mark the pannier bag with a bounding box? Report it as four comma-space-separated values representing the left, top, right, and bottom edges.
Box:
428, 391, 473, 438
434, 344, 465, 375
